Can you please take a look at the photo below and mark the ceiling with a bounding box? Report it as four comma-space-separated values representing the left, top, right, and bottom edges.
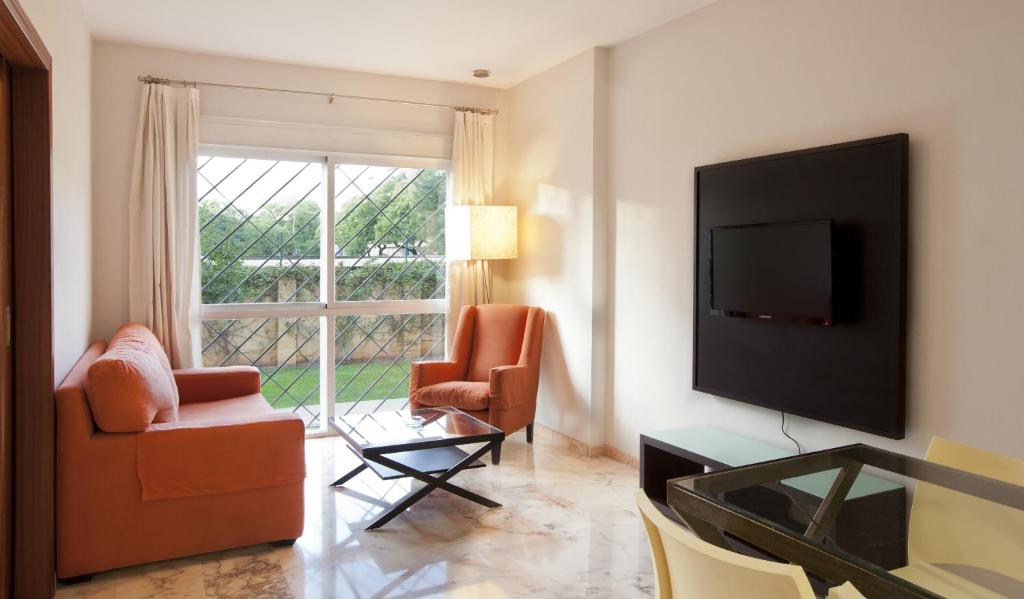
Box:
81, 0, 715, 88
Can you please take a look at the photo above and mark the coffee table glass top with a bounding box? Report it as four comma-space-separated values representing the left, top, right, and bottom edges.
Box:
331, 407, 502, 454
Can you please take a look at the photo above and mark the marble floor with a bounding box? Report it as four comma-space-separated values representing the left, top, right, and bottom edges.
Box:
56, 431, 653, 598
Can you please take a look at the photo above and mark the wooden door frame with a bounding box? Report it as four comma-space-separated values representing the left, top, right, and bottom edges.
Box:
0, 0, 53, 598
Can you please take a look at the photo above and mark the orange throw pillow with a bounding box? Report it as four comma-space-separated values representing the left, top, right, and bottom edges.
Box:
84, 323, 180, 432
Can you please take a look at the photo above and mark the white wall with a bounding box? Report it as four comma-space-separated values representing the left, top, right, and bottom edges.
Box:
607, 0, 1024, 459
20, 0, 93, 382
91, 41, 497, 339
87, 0, 1024, 461
494, 49, 609, 447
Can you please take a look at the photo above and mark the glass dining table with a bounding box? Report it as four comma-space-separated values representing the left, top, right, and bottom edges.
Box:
666, 444, 1024, 598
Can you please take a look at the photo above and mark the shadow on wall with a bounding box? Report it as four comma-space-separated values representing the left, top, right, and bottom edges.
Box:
519, 182, 600, 280
518, 211, 564, 278
490, 186, 569, 286
538, 312, 586, 438
899, 107, 957, 443
517, 181, 581, 281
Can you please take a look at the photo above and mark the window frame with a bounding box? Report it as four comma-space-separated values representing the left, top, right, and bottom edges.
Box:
198, 144, 449, 436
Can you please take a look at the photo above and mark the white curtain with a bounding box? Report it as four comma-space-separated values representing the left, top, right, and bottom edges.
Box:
128, 83, 202, 368
447, 110, 495, 345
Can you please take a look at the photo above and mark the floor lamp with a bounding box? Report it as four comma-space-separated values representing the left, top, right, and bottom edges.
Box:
446, 205, 518, 303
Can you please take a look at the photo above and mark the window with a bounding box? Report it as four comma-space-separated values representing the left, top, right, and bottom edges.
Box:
198, 149, 447, 433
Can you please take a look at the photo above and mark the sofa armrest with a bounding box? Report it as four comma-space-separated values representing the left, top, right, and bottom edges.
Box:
410, 361, 465, 396
173, 366, 262, 404
138, 412, 305, 501
489, 365, 534, 410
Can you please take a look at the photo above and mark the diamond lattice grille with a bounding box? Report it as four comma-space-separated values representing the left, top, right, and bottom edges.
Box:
198, 155, 447, 430
202, 317, 322, 428
334, 165, 446, 302
334, 313, 446, 414
198, 156, 323, 305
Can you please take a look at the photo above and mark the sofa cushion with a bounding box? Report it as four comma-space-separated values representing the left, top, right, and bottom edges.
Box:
178, 393, 273, 422
139, 412, 306, 501
84, 323, 179, 432
416, 381, 490, 411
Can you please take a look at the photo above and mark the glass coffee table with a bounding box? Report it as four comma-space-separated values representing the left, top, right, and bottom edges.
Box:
329, 407, 505, 530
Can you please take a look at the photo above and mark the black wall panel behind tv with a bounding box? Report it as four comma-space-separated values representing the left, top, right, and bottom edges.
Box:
693, 134, 908, 438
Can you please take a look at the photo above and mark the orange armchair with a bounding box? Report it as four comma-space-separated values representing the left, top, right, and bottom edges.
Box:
410, 304, 545, 464
55, 324, 305, 581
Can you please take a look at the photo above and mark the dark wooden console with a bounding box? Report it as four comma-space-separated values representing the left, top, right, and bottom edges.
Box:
640, 427, 907, 571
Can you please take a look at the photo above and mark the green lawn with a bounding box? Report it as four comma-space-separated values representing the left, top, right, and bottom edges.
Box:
259, 362, 412, 408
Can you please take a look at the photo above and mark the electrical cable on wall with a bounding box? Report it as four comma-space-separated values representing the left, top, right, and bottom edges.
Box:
775, 411, 839, 546
780, 410, 803, 454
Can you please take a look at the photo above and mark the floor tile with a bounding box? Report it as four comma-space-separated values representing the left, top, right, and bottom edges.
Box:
56, 432, 650, 599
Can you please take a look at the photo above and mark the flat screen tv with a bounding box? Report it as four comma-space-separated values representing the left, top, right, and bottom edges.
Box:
693, 134, 907, 439
710, 220, 833, 326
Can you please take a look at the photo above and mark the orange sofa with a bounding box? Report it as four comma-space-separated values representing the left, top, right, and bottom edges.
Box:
410, 304, 545, 464
56, 324, 305, 580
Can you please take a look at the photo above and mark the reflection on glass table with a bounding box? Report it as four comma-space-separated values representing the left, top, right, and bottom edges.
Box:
667, 440, 1024, 599
329, 407, 504, 530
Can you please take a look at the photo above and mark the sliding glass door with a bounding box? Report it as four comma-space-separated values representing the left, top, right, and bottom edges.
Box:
197, 148, 447, 433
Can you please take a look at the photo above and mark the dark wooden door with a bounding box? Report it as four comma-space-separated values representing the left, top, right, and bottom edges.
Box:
0, 56, 12, 599
0, 1, 53, 595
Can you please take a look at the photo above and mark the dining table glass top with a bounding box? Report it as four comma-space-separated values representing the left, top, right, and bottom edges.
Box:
667, 444, 1024, 598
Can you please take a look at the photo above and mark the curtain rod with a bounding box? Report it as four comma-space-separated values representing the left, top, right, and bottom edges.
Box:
137, 75, 498, 115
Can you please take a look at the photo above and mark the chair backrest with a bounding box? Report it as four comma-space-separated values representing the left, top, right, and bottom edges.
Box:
465, 304, 532, 382
634, 490, 815, 599
907, 436, 1024, 581
827, 581, 868, 599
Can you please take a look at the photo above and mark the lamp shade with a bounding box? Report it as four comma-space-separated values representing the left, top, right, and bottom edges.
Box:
447, 205, 518, 260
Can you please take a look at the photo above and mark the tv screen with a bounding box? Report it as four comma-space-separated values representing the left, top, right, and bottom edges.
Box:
710, 220, 833, 325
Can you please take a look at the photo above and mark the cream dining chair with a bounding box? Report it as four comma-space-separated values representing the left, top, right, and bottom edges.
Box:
634, 489, 816, 599
890, 436, 1024, 598
827, 581, 868, 598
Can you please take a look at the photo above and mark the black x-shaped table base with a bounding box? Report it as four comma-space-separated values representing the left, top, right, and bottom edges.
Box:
331, 439, 502, 530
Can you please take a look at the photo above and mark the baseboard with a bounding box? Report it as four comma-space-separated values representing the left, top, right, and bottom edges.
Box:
534, 424, 602, 457
532, 424, 639, 468
603, 445, 639, 469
